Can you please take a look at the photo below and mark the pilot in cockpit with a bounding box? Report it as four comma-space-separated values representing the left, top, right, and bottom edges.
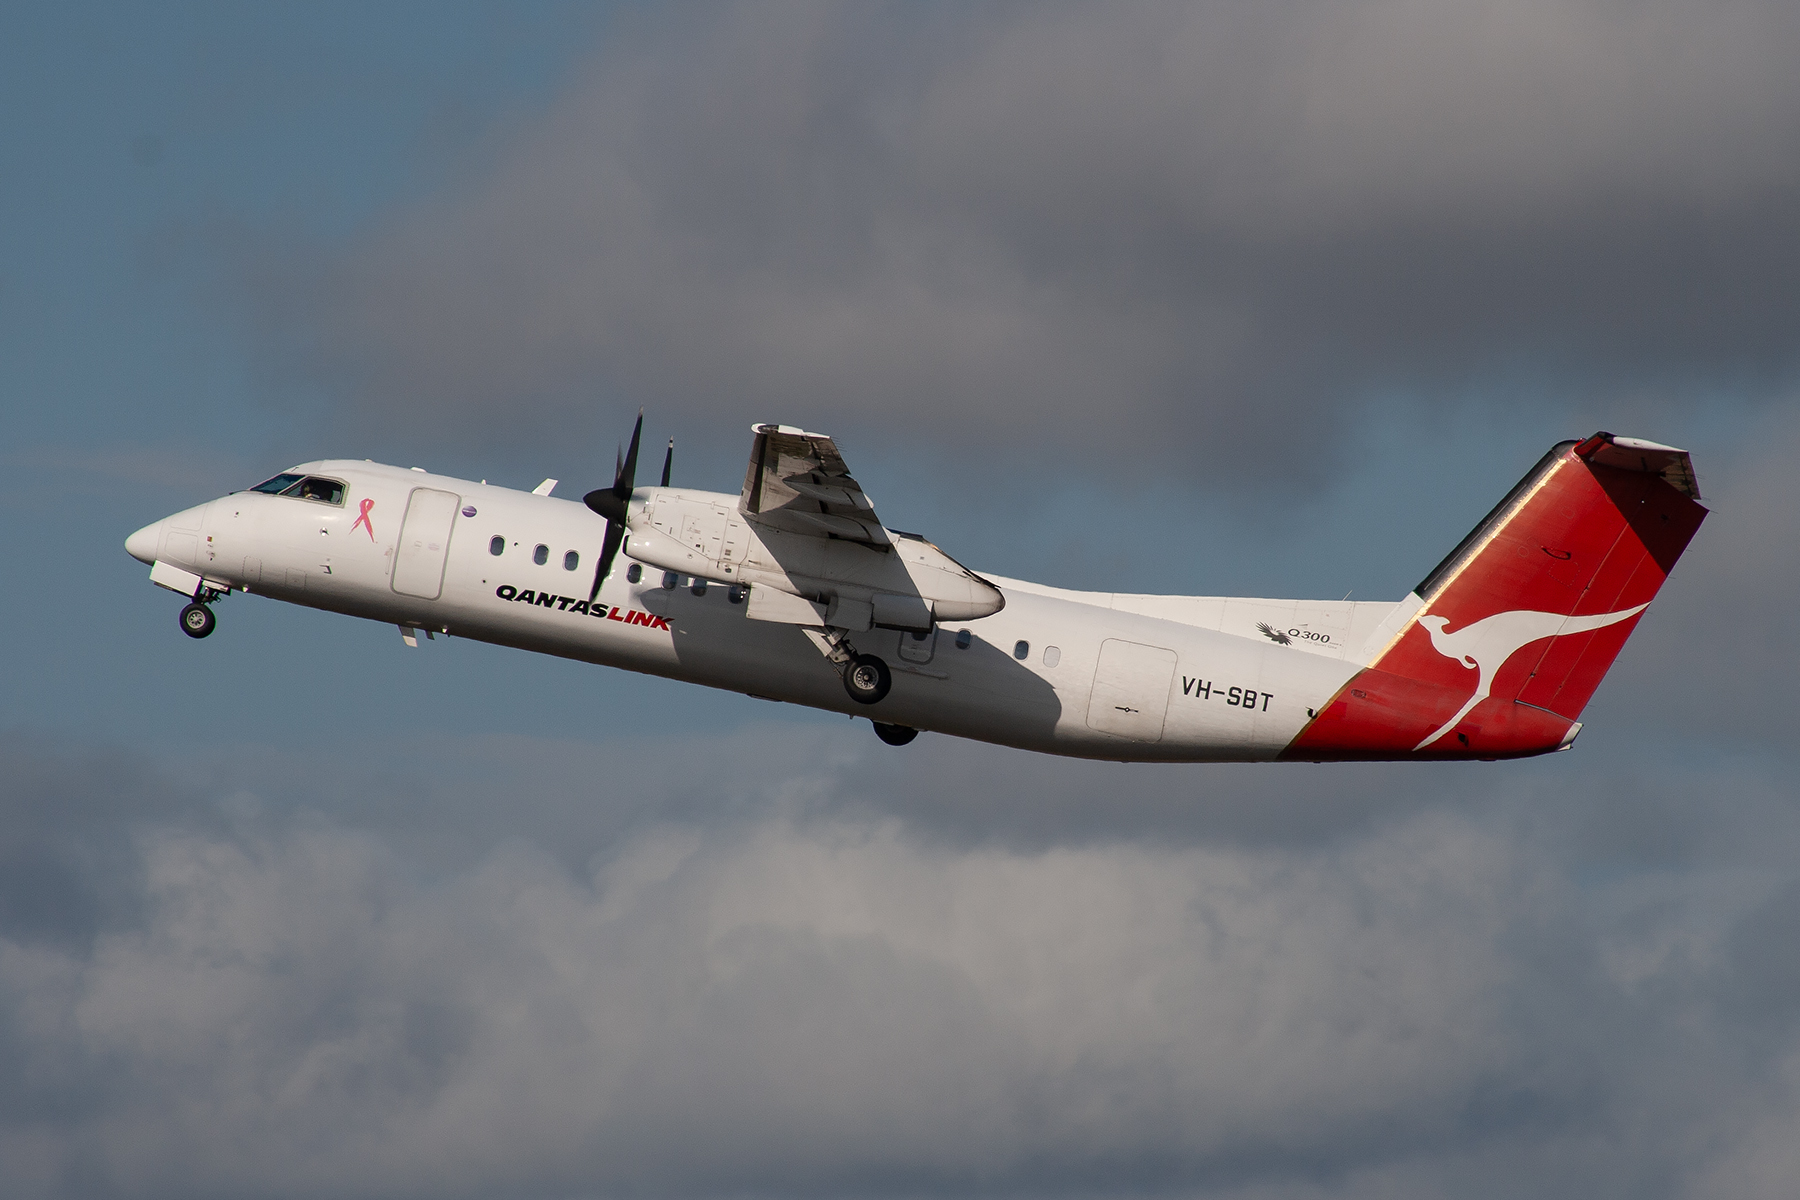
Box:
245, 473, 345, 506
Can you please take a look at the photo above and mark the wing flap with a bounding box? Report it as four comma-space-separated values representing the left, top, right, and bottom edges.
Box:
741, 424, 890, 546
744, 585, 828, 625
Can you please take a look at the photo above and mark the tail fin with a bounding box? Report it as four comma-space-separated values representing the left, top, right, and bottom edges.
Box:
1285, 433, 1706, 760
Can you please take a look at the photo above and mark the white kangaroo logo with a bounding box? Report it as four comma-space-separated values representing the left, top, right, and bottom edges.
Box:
1413, 604, 1649, 750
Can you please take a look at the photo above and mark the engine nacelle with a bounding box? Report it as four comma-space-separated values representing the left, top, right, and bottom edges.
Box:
626, 490, 1003, 630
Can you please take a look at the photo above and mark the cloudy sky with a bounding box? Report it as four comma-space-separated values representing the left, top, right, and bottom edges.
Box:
4, 2, 1800, 1196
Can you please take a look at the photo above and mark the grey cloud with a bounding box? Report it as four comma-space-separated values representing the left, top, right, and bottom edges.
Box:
0, 735, 191, 951
245, 0, 1800, 483
7, 731, 1800, 1198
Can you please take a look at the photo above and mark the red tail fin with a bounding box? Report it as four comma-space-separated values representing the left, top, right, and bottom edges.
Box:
1285, 434, 1706, 761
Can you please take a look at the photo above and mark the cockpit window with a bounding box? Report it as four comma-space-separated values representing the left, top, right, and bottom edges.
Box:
295, 477, 345, 504
243, 474, 345, 505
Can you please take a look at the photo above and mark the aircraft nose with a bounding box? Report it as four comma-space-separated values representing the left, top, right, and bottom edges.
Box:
125, 519, 165, 565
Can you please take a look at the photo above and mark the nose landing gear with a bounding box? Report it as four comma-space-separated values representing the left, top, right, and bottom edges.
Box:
179, 602, 216, 639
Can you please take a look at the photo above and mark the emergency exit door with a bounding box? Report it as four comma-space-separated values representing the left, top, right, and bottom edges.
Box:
391, 488, 460, 600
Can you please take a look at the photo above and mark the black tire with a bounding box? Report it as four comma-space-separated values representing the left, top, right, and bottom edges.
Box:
179, 603, 215, 639
842, 653, 891, 705
872, 721, 917, 746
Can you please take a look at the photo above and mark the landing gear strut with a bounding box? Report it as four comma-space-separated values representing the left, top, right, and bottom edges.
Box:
799, 625, 895, 706
179, 602, 216, 639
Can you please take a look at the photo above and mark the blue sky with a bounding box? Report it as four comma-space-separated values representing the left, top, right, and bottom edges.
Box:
4, 4, 1800, 1198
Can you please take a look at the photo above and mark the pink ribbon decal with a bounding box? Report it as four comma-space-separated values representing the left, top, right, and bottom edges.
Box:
352, 497, 376, 540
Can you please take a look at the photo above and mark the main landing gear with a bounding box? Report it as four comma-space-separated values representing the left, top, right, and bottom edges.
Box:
179, 602, 216, 639
842, 653, 892, 705
799, 626, 896, 706
872, 721, 918, 746
799, 626, 907, 740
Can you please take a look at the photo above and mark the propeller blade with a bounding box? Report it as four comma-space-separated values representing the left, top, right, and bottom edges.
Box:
590, 519, 625, 603
660, 438, 673, 488
616, 410, 643, 496
587, 411, 646, 522
585, 409, 647, 602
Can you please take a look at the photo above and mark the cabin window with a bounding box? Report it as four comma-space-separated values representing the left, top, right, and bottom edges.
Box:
1043, 645, 1061, 668
489, 536, 505, 557
1013, 640, 1030, 660
955, 629, 972, 649
626, 564, 642, 584
662, 571, 679, 590
564, 550, 579, 571
691, 578, 707, 596
533, 544, 549, 566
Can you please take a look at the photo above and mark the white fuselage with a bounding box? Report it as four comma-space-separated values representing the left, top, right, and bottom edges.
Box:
131, 460, 1399, 762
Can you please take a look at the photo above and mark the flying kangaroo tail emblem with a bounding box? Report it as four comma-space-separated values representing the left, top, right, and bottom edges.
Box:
1412, 604, 1649, 750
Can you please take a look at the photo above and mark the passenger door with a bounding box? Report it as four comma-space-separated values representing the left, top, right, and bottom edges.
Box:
391, 488, 460, 600
1087, 639, 1178, 741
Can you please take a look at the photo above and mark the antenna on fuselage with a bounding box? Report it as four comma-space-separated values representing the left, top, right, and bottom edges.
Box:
660, 438, 673, 487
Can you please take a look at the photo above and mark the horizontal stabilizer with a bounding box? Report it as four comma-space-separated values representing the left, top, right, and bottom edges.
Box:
1573, 432, 1699, 500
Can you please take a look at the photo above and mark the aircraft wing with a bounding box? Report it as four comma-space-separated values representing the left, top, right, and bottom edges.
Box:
739, 424, 890, 547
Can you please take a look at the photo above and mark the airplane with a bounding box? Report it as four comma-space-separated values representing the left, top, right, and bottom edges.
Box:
124, 422, 1704, 762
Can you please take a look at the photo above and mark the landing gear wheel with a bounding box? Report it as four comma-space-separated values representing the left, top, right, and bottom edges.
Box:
179, 603, 215, 639
842, 653, 891, 705
872, 721, 917, 746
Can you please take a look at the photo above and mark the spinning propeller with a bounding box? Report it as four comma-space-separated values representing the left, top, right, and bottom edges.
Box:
583, 412, 673, 603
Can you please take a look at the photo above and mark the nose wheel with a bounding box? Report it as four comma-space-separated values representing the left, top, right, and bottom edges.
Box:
179, 602, 216, 639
